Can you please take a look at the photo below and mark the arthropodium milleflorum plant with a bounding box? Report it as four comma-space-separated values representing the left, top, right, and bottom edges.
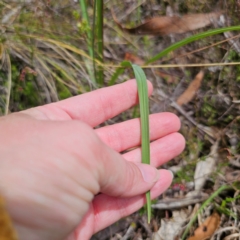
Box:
131, 63, 151, 224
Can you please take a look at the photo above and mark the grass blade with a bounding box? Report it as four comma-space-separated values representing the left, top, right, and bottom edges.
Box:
131, 63, 151, 223
95, 0, 104, 85
108, 60, 130, 86
146, 25, 240, 64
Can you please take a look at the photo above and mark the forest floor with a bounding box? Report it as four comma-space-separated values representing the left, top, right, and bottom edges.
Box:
1, 1, 240, 239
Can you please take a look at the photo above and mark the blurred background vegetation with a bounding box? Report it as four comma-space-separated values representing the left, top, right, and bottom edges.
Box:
1, 0, 240, 239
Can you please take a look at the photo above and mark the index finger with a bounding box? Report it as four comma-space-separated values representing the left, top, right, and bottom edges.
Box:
24, 80, 153, 127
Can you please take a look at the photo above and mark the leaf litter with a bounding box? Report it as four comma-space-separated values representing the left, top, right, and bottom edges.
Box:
187, 212, 221, 240
112, 10, 223, 36
176, 71, 204, 106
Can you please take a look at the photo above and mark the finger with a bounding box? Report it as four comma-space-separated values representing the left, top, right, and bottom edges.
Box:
95, 112, 181, 152
73, 170, 173, 239
98, 145, 160, 197
123, 132, 185, 167
23, 80, 153, 126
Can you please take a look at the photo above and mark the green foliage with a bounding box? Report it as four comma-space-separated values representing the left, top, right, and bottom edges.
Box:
201, 100, 218, 125
56, 81, 72, 100
217, 195, 240, 219
175, 167, 194, 183
109, 61, 129, 86
145, 26, 240, 64
11, 73, 43, 111
130, 63, 151, 223
77, 19, 91, 36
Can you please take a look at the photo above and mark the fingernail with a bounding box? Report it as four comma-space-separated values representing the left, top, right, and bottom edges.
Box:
137, 164, 160, 183
168, 170, 174, 180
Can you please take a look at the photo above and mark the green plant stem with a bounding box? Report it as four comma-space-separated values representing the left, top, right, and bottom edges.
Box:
78, 0, 95, 84
95, 0, 104, 85
78, 0, 93, 58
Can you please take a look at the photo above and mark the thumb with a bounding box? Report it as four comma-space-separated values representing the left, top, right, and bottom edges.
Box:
97, 146, 160, 197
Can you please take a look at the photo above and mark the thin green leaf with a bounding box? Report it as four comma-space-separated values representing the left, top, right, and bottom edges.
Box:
108, 68, 125, 86
131, 63, 151, 224
146, 26, 240, 64
108, 60, 130, 86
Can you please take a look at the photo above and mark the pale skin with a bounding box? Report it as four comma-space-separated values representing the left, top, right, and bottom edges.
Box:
0, 80, 185, 240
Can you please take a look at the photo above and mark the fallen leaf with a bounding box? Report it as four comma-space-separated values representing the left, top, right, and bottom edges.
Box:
155, 70, 177, 83
112, 10, 222, 36
187, 212, 221, 240
177, 71, 204, 106
124, 52, 145, 65
152, 210, 188, 240
194, 141, 219, 191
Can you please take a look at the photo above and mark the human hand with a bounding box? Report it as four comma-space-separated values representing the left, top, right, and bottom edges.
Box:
0, 80, 185, 240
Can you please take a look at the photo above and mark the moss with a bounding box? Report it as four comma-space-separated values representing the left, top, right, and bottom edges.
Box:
56, 81, 72, 100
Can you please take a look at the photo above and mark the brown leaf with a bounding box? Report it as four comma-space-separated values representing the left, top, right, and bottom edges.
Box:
124, 52, 145, 65
155, 70, 177, 83
177, 71, 204, 106
187, 212, 220, 240
112, 10, 222, 36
